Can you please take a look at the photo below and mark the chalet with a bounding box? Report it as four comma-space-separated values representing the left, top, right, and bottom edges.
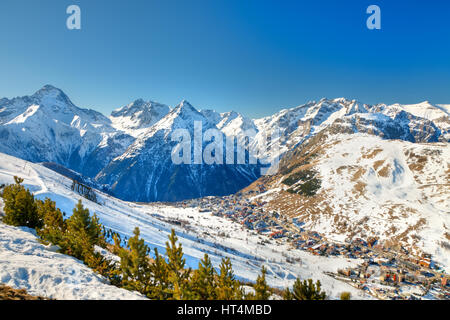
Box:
270, 230, 285, 239
416, 275, 428, 284
420, 271, 434, 278
352, 238, 368, 247
379, 274, 387, 282
307, 247, 319, 255
338, 268, 353, 277
338, 249, 347, 256
403, 272, 417, 283
367, 237, 378, 248
295, 239, 306, 247
292, 218, 305, 227
375, 257, 389, 265
254, 220, 268, 230
419, 257, 431, 268
326, 246, 338, 256
310, 232, 321, 239
243, 220, 253, 230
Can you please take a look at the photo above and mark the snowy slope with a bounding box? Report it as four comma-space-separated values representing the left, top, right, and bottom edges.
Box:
257, 132, 450, 272
0, 152, 372, 299
436, 104, 450, 114
400, 101, 449, 121
0, 223, 145, 300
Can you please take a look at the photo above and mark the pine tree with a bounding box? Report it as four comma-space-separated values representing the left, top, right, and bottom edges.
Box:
118, 227, 152, 295
216, 258, 243, 300
85, 249, 115, 276
340, 291, 351, 300
149, 247, 170, 300
254, 266, 271, 300
90, 213, 106, 248
102, 233, 125, 287
292, 278, 326, 300
283, 287, 294, 300
165, 229, 191, 300
111, 233, 123, 255
191, 254, 217, 300
2, 176, 41, 229
36, 198, 65, 245
63, 200, 104, 261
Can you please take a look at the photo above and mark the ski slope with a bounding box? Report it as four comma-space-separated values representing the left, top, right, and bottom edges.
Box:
0, 152, 372, 299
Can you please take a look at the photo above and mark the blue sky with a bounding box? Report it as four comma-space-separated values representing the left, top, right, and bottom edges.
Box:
0, 0, 449, 118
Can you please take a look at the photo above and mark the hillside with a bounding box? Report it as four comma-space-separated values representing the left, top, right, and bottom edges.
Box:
244, 132, 450, 272
0, 152, 371, 299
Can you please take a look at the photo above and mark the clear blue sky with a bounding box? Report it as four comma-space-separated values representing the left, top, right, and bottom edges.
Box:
0, 0, 449, 118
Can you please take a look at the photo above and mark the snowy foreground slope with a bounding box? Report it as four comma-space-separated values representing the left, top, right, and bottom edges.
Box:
0, 223, 145, 300
0, 152, 372, 299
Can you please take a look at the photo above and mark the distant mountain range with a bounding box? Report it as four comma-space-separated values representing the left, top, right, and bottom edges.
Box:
0, 85, 448, 202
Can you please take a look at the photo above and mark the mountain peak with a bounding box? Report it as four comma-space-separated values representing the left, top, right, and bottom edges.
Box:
174, 99, 200, 115
40, 84, 59, 91
34, 84, 65, 96
132, 98, 146, 106
151, 99, 211, 130
110, 99, 170, 132
32, 85, 72, 106
177, 99, 194, 109
223, 110, 240, 117
331, 97, 353, 104
112, 99, 169, 116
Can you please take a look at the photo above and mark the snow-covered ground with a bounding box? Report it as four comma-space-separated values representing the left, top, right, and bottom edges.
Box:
265, 133, 450, 273
315, 135, 450, 271
0, 223, 145, 300
0, 152, 372, 299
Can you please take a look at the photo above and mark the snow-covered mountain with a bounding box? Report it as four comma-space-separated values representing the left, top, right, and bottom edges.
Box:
0, 85, 133, 178
97, 100, 261, 202
110, 99, 170, 135
0, 85, 448, 202
243, 130, 450, 271
0, 87, 261, 201
252, 98, 448, 163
